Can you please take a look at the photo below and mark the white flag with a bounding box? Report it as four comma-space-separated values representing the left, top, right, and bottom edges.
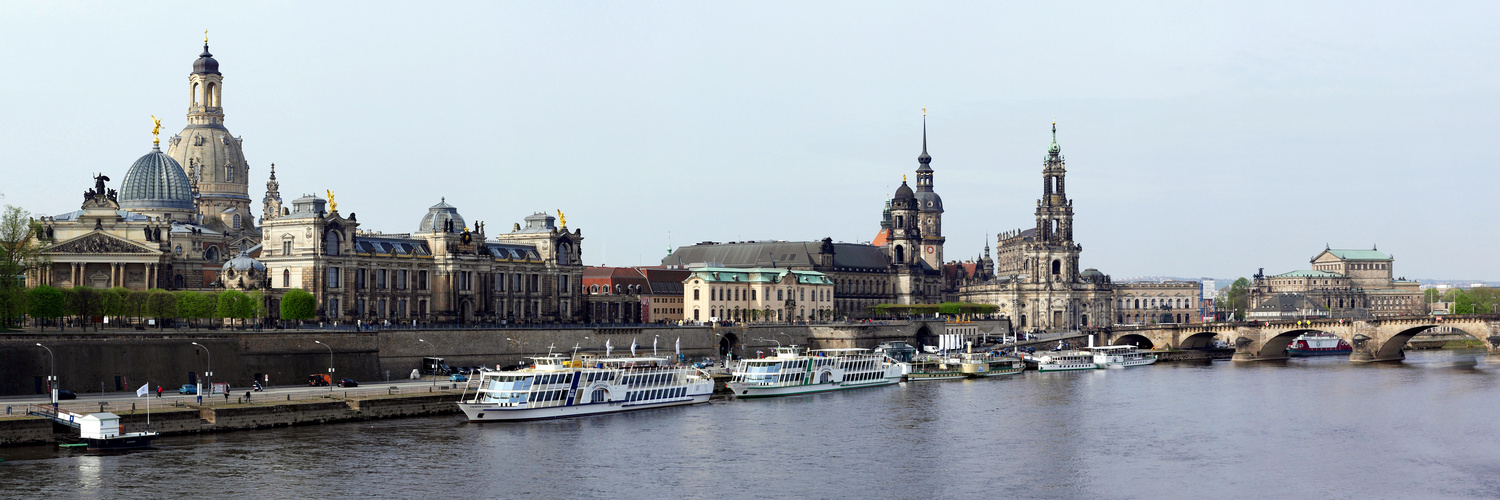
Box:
606, 339, 613, 356
653, 337, 658, 353
135, 383, 149, 397
631, 338, 638, 356
675, 337, 681, 356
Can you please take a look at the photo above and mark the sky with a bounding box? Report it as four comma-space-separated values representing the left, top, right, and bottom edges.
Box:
0, 2, 1496, 281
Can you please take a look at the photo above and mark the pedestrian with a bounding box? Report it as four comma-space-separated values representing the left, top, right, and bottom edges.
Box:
156, 386, 162, 398
224, 391, 229, 403
245, 391, 251, 403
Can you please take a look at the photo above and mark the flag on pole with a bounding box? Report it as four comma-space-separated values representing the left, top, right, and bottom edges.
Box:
653, 337, 658, 356
675, 337, 681, 356
136, 383, 150, 397
606, 339, 613, 356
631, 338, 638, 356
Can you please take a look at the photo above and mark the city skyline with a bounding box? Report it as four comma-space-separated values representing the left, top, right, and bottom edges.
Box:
2, 3, 1497, 281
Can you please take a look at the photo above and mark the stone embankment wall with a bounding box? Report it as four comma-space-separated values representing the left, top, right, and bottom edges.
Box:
0, 392, 463, 447
0, 320, 974, 397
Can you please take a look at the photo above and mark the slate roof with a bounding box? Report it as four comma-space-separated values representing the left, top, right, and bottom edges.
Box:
664, 241, 890, 271
687, 267, 833, 285
353, 237, 431, 256
118, 145, 194, 211
1273, 270, 1344, 278
484, 243, 540, 260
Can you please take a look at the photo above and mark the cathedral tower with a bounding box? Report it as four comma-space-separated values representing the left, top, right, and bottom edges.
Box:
166, 39, 256, 237
1032, 122, 1079, 282
913, 117, 945, 269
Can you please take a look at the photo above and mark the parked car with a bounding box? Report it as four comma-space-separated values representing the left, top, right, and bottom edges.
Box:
178, 384, 197, 395
57, 389, 77, 400
449, 374, 468, 382
336, 378, 359, 388
309, 374, 332, 387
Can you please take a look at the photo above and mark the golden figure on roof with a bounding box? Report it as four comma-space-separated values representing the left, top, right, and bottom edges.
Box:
150, 115, 162, 144
558, 209, 567, 228
326, 190, 337, 212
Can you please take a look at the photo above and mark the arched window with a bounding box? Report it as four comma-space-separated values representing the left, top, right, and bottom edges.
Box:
557, 242, 572, 265
225, 163, 233, 182
325, 231, 341, 256
283, 269, 290, 288
207, 82, 217, 106
693, 289, 700, 300
894, 245, 905, 263
204, 246, 219, 262
590, 284, 598, 294
233, 214, 241, 229
193, 82, 201, 105
1051, 260, 1061, 275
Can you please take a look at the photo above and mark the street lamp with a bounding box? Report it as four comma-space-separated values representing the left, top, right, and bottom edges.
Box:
36, 343, 56, 408
314, 341, 334, 391
778, 332, 794, 346
417, 338, 436, 388
192, 342, 213, 401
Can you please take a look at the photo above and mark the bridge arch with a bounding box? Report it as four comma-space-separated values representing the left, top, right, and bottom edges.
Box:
1178, 331, 1217, 350
1368, 324, 1489, 361
1113, 334, 1154, 349
1245, 328, 1323, 360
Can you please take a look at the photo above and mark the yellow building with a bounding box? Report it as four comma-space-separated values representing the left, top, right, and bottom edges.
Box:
683, 267, 834, 323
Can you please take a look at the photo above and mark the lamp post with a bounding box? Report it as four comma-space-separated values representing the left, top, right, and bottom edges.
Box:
36, 343, 56, 408
191, 342, 213, 401
778, 332, 794, 346
314, 340, 334, 391
417, 338, 436, 388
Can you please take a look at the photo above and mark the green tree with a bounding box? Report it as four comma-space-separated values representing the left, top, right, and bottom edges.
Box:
103, 286, 130, 325
146, 289, 177, 328
126, 290, 149, 325
70, 286, 103, 331
247, 290, 268, 327
27, 285, 65, 330
0, 287, 23, 331
1424, 288, 1442, 303
1224, 278, 1251, 320
218, 290, 251, 327
281, 288, 316, 324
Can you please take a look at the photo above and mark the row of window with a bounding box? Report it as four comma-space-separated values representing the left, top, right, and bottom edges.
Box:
627, 387, 686, 402
355, 268, 415, 290
692, 287, 831, 302
589, 284, 642, 294
1118, 298, 1194, 309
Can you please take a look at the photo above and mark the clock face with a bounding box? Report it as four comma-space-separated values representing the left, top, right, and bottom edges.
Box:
925, 246, 935, 254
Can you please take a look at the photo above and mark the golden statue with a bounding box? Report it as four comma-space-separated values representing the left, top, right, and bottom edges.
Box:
922, 107, 926, 116
903, 174, 907, 183
326, 190, 337, 212
557, 209, 567, 228
204, 29, 209, 43
151, 115, 162, 144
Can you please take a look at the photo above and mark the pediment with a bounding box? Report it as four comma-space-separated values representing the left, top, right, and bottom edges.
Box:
49, 232, 159, 255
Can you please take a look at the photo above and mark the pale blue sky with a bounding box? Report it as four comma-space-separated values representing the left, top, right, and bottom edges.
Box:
1, 2, 1495, 280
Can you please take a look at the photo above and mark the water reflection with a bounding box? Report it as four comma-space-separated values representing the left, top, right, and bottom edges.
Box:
2, 350, 1499, 498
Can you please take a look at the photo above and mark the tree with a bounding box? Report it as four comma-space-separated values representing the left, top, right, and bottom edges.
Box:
1224, 278, 1251, 320
281, 288, 316, 324
147, 289, 177, 328
247, 290, 268, 327
126, 290, 149, 325
103, 286, 130, 325
0, 286, 23, 331
1424, 288, 1442, 303
70, 286, 102, 331
27, 285, 65, 331
218, 290, 250, 327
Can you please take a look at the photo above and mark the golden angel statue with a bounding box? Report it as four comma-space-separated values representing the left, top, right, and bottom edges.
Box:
557, 209, 567, 228
326, 190, 337, 212
151, 115, 163, 144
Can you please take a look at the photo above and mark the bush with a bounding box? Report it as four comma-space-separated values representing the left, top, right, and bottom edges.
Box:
281, 289, 316, 322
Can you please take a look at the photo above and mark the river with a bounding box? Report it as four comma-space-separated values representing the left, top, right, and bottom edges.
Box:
3, 350, 1499, 499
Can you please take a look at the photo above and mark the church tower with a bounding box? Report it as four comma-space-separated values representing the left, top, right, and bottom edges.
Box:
1032, 122, 1079, 283
166, 38, 256, 238
913, 116, 945, 269
262, 163, 283, 222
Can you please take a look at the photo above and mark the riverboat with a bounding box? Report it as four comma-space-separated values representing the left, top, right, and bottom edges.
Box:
959, 352, 1025, 377
1023, 351, 1098, 372
727, 346, 904, 397
905, 355, 967, 381
457, 354, 714, 422
1084, 345, 1158, 369
1287, 332, 1352, 356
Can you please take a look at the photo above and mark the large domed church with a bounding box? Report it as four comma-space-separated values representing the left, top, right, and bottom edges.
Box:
31, 41, 265, 293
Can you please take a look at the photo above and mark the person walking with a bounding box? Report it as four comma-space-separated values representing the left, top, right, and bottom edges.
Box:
156, 386, 162, 398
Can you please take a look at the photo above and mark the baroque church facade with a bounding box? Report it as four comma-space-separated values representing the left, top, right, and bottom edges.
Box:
958, 125, 1201, 330
29, 41, 588, 324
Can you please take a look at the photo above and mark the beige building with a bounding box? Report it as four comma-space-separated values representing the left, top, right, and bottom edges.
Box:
683, 267, 834, 323
1251, 248, 1423, 317
1113, 282, 1203, 325
257, 194, 584, 324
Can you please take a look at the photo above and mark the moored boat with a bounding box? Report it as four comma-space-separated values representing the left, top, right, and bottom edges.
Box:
1287, 332, 1352, 356
1023, 351, 1098, 372
905, 355, 967, 381
959, 352, 1025, 377
727, 346, 903, 397
457, 354, 713, 422
1084, 345, 1158, 369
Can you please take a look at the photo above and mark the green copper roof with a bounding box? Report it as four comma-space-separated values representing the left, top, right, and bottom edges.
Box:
1327, 249, 1390, 260
1274, 270, 1344, 278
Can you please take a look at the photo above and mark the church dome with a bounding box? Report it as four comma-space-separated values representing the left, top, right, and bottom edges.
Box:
119, 144, 195, 211
193, 44, 220, 75
915, 191, 943, 212
418, 198, 466, 233
893, 181, 916, 203
222, 250, 266, 273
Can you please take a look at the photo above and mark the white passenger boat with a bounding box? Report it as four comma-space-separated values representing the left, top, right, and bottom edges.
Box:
1085, 345, 1158, 369
905, 354, 967, 381
1023, 351, 1098, 372
457, 354, 713, 422
727, 346, 904, 398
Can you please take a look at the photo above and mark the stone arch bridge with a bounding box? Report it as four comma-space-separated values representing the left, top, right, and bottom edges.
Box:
1108, 315, 1500, 363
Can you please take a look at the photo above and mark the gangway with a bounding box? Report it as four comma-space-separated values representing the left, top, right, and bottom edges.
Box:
26, 404, 85, 429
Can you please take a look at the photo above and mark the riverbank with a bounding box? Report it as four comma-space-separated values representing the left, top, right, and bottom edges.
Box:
0, 387, 464, 447
1151, 349, 1234, 362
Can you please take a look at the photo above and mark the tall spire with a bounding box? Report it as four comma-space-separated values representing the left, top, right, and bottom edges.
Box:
1048, 121, 1061, 155
918, 113, 931, 165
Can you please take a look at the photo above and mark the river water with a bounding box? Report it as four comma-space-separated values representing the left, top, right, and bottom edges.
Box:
3, 350, 1499, 499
